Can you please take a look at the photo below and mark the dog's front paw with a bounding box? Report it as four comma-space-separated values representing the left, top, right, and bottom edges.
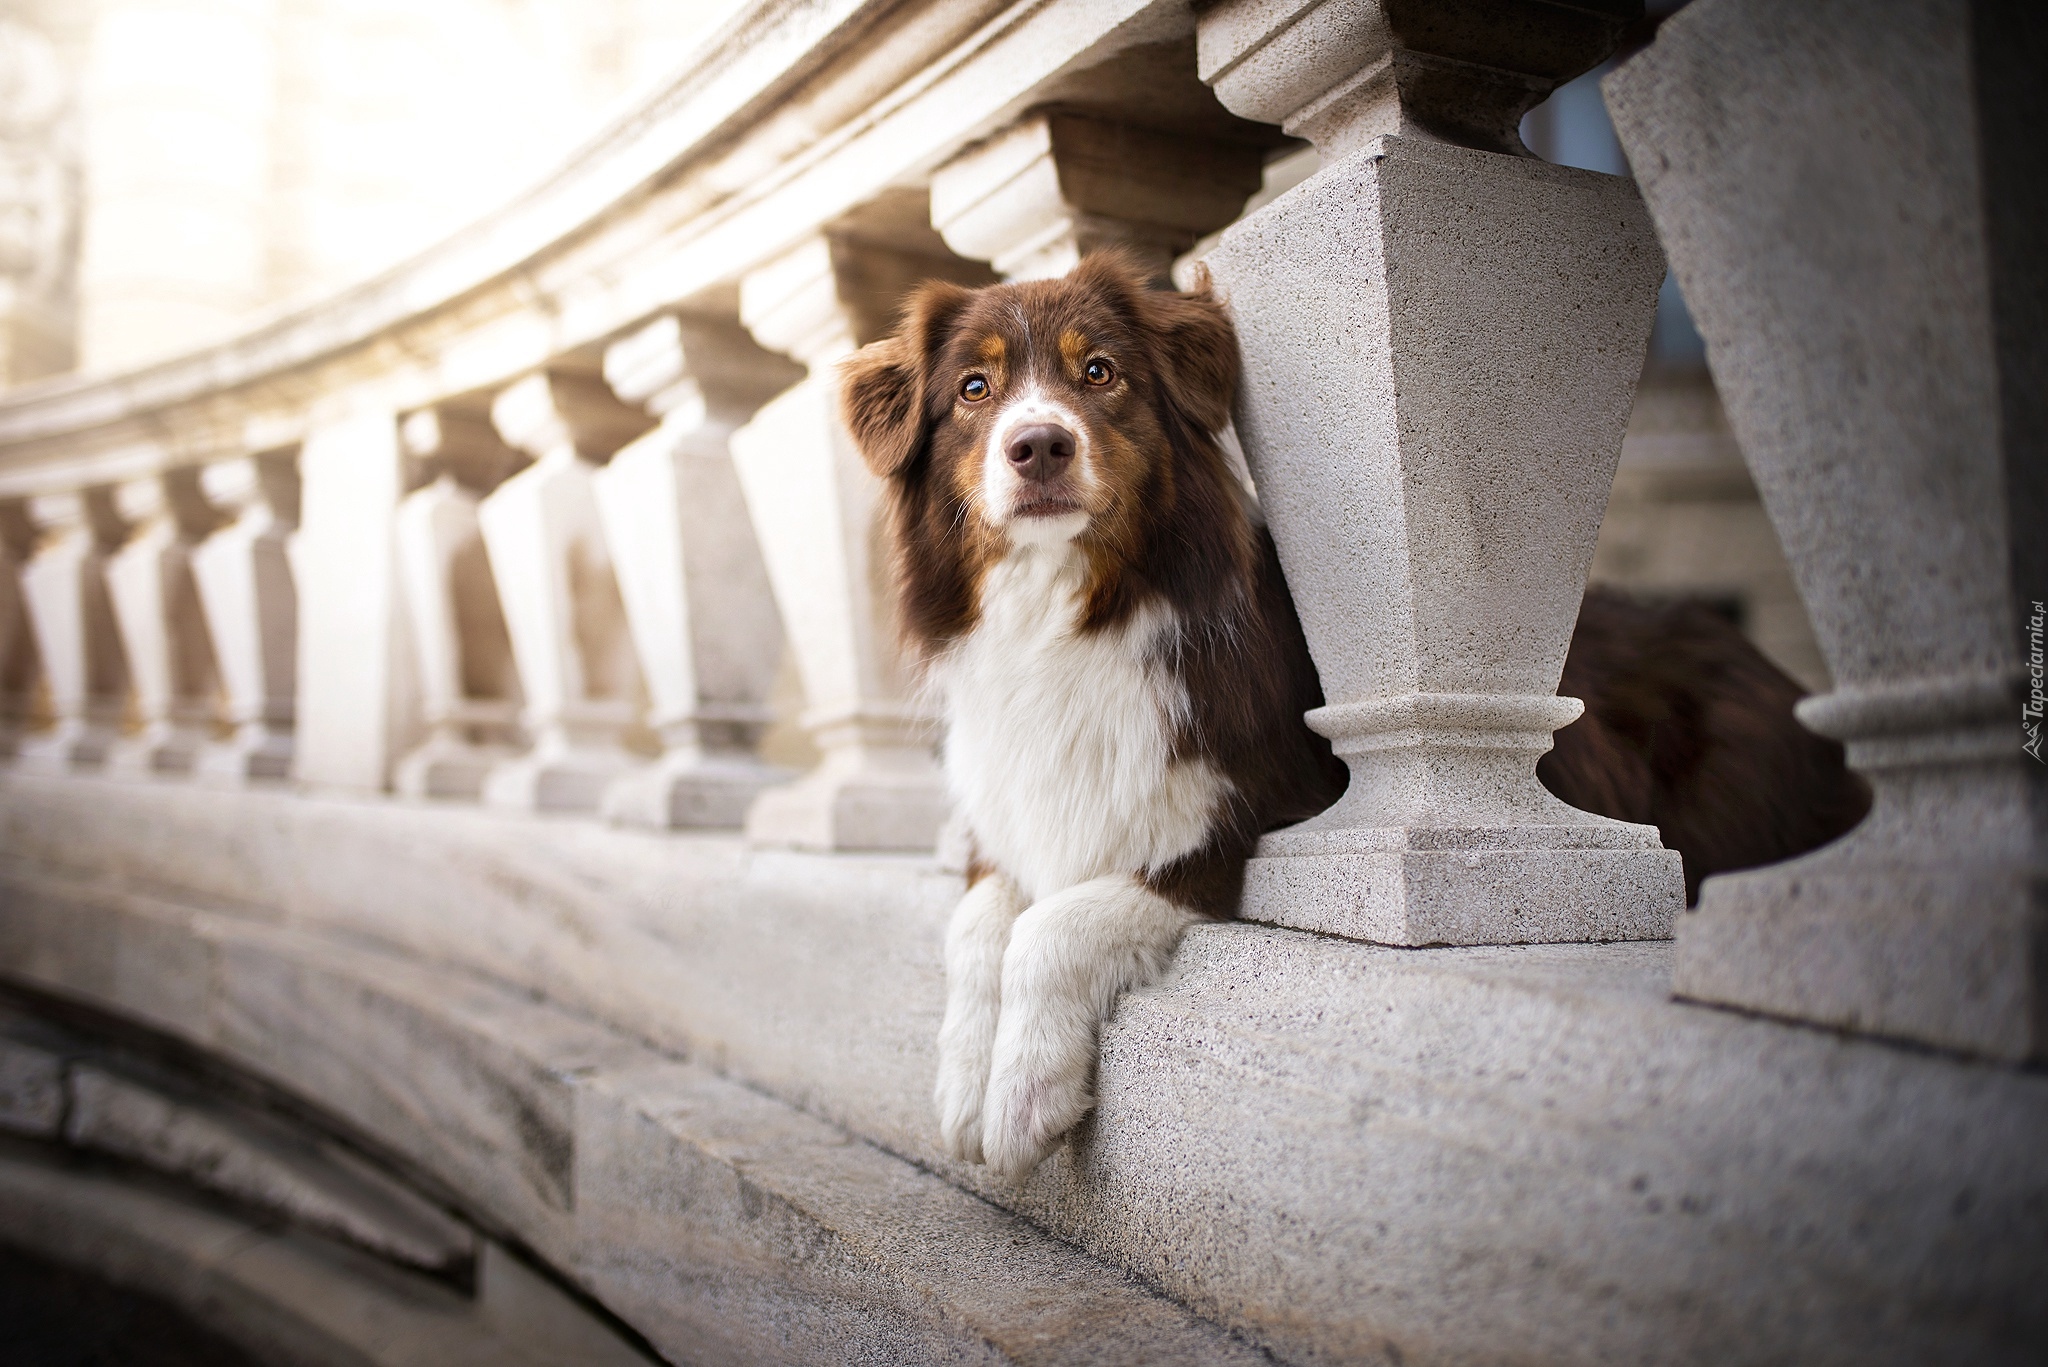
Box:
980, 1048, 1092, 1181
933, 1043, 989, 1163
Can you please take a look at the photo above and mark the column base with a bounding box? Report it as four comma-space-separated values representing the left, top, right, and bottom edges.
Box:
1674, 844, 2044, 1063
483, 744, 641, 815
14, 722, 117, 773
601, 750, 789, 830
1242, 822, 1683, 946
743, 764, 950, 853
197, 728, 294, 784
106, 725, 208, 777
395, 735, 517, 801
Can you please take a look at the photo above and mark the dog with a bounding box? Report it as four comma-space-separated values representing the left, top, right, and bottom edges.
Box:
838, 252, 1867, 1180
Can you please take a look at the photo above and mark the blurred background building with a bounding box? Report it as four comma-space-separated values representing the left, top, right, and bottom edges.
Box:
0, 0, 744, 379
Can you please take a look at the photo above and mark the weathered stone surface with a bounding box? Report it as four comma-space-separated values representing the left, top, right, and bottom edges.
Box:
1, 774, 2044, 1364
64, 1064, 475, 1277
0, 1030, 64, 1136
1605, 0, 2047, 1060
0, 1149, 650, 1367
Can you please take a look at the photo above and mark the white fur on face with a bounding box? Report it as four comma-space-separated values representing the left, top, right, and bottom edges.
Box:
978, 385, 1095, 543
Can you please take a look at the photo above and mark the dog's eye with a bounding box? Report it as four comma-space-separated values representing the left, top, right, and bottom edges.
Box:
960, 375, 990, 402
1084, 359, 1114, 386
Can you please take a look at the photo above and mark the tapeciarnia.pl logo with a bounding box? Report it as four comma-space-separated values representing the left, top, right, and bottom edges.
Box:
2026, 600, 2045, 763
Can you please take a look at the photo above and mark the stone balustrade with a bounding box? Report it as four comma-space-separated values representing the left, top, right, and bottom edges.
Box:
0, 1, 2039, 1362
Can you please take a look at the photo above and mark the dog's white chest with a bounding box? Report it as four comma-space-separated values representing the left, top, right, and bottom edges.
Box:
934, 550, 1225, 900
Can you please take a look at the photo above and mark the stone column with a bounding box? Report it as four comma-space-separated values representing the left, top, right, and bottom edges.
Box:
729, 229, 988, 850
392, 408, 527, 800
477, 369, 652, 813
15, 491, 127, 770
190, 454, 298, 783
1195, 0, 1684, 945
591, 314, 802, 828
103, 473, 219, 776
1605, 0, 2045, 1061
0, 503, 32, 751
929, 111, 1266, 283
293, 412, 412, 792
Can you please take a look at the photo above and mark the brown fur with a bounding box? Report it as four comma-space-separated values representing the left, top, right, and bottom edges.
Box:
1539, 590, 1871, 902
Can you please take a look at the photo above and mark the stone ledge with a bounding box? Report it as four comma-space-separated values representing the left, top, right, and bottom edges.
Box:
0, 855, 1265, 1365
2, 773, 2045, 1365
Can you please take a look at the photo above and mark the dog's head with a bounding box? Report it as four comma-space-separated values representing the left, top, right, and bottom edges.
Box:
839, 251, 1250, 644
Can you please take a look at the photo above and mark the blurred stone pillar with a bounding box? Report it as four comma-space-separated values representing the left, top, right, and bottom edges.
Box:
730, 227, 988, 851
0, 502, 34, 752
478, 369, 651, 813
103, 472, 219, 775
930, 111, 1266, 284
1197, 0, 1684, 944
16, 490, 127, 770
1606, 0, 2045, 1060
293, 411, 412, 792
392, 408, 527, 801
593, 314, 801, 828
191, 454, 298, 783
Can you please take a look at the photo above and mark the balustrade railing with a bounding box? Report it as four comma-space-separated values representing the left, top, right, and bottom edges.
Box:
0, 0, 2034, 1066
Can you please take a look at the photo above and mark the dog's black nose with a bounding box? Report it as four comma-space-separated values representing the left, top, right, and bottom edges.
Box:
1004, 424, 1075, 481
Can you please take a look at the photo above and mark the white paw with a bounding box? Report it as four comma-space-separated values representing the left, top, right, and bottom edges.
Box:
980, 1042, 1093, 1181
931, 873, 1025, 1165
933, 1039, 989, 1163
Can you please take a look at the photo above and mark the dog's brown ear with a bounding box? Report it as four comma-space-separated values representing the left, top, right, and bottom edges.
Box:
1134, 268, 1239, 435
837, 279, 972, 479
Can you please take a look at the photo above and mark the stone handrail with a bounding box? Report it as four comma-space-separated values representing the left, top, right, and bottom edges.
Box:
0, 0, 2040, 1359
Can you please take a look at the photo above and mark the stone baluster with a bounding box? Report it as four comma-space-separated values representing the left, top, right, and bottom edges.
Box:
293, 413, 413, 792
477, 368, 653, 812
190, 454, 299, 782
392, 407, 528, 800
15, 490, 128, 770
1193, 0, 1684, 944
1605, 0, 2044, 1060
103, 472, 220, 775
0, 502, 36, 753
929, 111, 1267, 284
729, 223, 991, 850
591, 314, 803, 828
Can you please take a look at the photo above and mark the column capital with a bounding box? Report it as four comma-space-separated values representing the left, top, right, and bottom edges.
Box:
112, 469, 217, 543
400, 405, 527, 494
198, 453, 299, 529
740, 223, 992, 371
490, 369, 652, 468
27, 490, 85, 534
1196, 0, 1638, 161
602, 313, 803, 424
930, 111, 1266, 282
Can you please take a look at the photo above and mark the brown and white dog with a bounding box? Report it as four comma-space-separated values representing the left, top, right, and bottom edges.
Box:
838, 252, 1866, 1180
